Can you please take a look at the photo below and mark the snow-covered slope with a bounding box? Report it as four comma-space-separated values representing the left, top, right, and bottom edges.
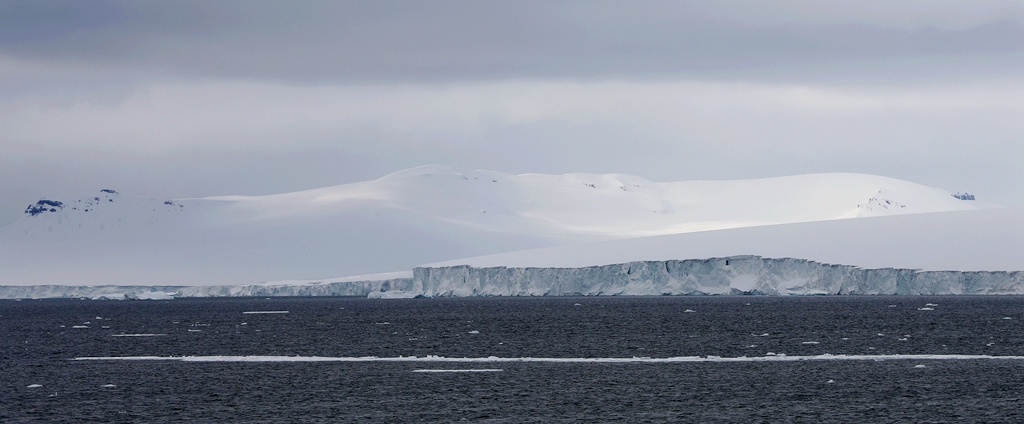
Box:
427, 208, 1024, 272
413, 208, 1024, 297
0, 165, 997, 286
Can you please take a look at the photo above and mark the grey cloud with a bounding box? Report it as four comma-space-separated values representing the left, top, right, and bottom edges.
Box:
1, 0, 1021, 83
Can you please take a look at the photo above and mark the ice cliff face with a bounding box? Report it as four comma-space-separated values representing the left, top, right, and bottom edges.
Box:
412, 256, 1024, 297
3, 257, 1021, 299
0, 277, 414, 300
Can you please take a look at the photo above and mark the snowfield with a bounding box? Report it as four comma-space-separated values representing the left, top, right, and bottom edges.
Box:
0, 165, 1012, 296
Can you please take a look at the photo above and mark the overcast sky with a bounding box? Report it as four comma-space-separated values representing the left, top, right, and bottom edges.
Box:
2, 0, 1022, 226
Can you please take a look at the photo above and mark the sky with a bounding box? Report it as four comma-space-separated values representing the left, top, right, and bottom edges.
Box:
2, 0, 1022, 226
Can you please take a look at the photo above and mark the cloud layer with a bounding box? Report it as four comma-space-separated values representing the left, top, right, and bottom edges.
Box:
1, 1, 1022, 225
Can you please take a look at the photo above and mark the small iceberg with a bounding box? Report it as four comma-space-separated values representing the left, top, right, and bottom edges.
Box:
102, 384, 117, 388
802, 341, 820, 345
242, 311, 289, 314
918, 308, 934, 311
468, 330, 480, 334
26, 384, 43, 388
683, 309, 696, 313
914, 364, 927, 368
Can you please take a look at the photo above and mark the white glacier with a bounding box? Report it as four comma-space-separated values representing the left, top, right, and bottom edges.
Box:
0, 166, 1017, 298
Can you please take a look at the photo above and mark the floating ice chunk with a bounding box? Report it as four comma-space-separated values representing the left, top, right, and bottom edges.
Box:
573, 303, 582, 306
877, 333, 885, 336
367, 291, 419, 299
914, 364, 927, 368
987, 342, 995, 346
888, 305, 896, 308
841, 338, 850, 340
26, 384, 42, 388
412, 369, 503, 373
242, 311, 289, 314
375, 322, 390, 325
925, 303, 938, 307
72, 325, 88, 329
1004, 317, 1013, 320
102, 384, 117, 388
766, 352, 776, 356
684, 309, 696, 313
96, 317, 102, 320
918, 308, 934, 311
468, 330, 480, 334
111, 333, 165, 337
746, 345, 757, 348
898, 338, 908, 341
827, 380, 835, 384
188, 329, 201, 332
802, 341, 820, 345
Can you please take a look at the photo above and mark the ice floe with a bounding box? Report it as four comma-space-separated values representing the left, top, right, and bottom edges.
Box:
242, 311, 289, 314
111, 333, 165, 337
412, 369, 503, 373
73, 354, 1024, 363
26, 384, 42, 388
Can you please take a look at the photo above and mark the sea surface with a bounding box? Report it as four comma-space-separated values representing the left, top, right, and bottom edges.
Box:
3, 296, 1024, 423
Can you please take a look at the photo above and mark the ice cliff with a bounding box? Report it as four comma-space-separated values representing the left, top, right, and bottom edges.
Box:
412, 257, 1024, 297
3, 256, 1022, 299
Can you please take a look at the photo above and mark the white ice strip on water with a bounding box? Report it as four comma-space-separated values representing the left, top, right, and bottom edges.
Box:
413, 369, 503, 373
242, 311, 289, 314
111, 333, 166, 337
72, 354, 1024, 363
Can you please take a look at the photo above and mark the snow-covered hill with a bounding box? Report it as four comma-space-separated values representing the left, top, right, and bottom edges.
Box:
0, 165, 998, 286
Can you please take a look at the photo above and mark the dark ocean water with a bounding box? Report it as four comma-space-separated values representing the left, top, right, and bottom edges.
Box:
3, 296, 1024, 423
